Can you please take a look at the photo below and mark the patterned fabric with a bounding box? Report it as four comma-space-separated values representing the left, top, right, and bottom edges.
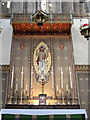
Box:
11, 14, 71, 23
66, 115, 71, 120
15, 115, 19, 120
54, 115, 66, 120
19, 115, 32, 120
2, 114, 83, 120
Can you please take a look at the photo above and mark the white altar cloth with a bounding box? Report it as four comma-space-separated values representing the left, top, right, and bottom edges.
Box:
0, 109, 87, 119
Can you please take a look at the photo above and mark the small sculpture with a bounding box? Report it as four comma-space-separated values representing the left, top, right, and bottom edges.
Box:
80, 23, 90, 40
32, 10, 49, 28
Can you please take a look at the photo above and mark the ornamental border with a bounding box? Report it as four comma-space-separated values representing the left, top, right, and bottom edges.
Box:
0, 65, 90, 71
0, 65, 10, 71
75, 65, 90, 71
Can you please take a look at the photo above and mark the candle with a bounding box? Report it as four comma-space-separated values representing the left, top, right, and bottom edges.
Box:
69, 66, 71, 72
31, 66, 33, 88
66, 85, 68, 90
26, 84, 27, 91
21, 66, 24, 88
11, 66, 14, 89
16, 83, 18, 91
57, 85, 58, 91
21, 91, 22, 104
69, 66, 73, 89
52, 66, 53, 88
70, 72, 73, 88
61, 67, 63, 89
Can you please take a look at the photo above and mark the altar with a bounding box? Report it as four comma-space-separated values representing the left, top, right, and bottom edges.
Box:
0, 1, 89, 119
5, 13, 80, 108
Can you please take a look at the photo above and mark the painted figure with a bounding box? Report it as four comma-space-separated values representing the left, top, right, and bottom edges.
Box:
36, 46, 48, 81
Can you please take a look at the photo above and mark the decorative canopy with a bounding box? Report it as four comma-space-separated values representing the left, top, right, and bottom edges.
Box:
10, 14, 72, 35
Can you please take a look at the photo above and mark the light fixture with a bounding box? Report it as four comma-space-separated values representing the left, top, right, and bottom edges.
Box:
32, 10, 49, 28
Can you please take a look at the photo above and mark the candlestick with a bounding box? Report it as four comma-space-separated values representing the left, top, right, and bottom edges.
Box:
52, 66, 54, 88
15, 84, 18, 104
9, 96, 12, 104
8, 91, 12, 104
61, 90, 66, 105
21, 91, 22, 104
20, 91, 23, 104
72, 90, 76, 105
66, 85, 70, 105
57, 89, 60, 105
21, 66, 24, 88
31, 88, 33, 105
59, 90, 61, 105
11, 66, 14, 89
31, 66, 33, 88
24, 87, 27, 105
61, 67, 63, 89
52, 87, 54, 105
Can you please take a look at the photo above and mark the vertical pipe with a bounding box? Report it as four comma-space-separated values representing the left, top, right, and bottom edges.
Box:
72, 0, 74, 13
51, 14, 53, 24
22, 0, 23, 13
30, 15, 32, 24
60, 0, 62, 13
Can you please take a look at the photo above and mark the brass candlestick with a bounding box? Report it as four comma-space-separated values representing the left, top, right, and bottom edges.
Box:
19, 90, 23, 105
71, 89, 76, 105
24, 90, 27, 104
59, 90, 62, 105
14, 90, 18, 104
8, 89, 12, 104
57, 90, 60, 105
74, 86, 78, 105
52, 87, 54, 105
67, 89, 70, 105
9, 96, 12, 104
75, 96, 78, 105
31, 88, 33, 105
61, 89, 66, 105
